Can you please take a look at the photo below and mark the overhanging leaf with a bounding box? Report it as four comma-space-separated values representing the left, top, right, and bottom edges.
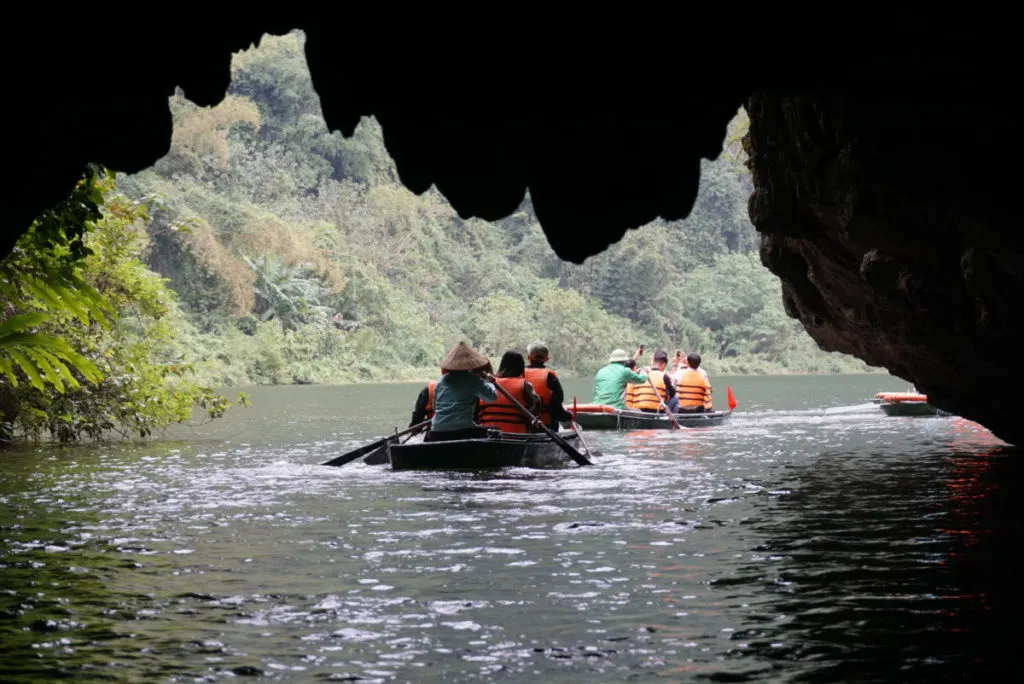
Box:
0, 313, 49, 337
0, 357, 17, 386
24, 348, 64, 394
7, 349, 45, 392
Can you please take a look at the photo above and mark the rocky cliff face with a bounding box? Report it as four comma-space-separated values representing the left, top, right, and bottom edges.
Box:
746, 91, 1020, 443
2, 21, 1019, 443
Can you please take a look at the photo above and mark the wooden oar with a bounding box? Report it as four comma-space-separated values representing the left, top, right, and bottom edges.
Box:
647, 375, 682, 429
487, 375, 592, 467
321, 420, 431, 467
571, 397, 603, 458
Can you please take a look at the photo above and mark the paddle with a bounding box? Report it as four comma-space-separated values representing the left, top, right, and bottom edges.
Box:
321, 420, 431, 467
823, 402, 879, 415
570, 397, 603, 458
727, 385, 738, 411
647, 375, 682, 429
486, 374, 592, 467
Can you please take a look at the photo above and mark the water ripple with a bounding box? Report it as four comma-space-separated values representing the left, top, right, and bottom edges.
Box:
1, 400, 1017, 681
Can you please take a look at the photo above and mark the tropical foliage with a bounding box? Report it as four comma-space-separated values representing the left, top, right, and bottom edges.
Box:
1, 168, 244, 444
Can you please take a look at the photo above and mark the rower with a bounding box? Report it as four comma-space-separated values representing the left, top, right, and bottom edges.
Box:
593, 347, 648, 410
524, 341, 574, 431
676, 352, 713, 413
478, 351, 541, 433
426, 342, 498, 442
630, 348, 680, 413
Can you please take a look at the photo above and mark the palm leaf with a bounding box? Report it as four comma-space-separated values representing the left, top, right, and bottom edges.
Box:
0, 357, 17, 386
1, 332, 104, 386
0, 313, 49, 337
24, 348, 64, 393
48, 282, 92, 325
21, 276, 66, 311
38, 348, 81, 390
6, 349, 45, 391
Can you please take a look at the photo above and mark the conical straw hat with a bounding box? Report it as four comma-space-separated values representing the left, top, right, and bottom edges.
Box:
441, 342, 490, 371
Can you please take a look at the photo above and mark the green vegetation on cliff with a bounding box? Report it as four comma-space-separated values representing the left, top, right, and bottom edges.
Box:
110, 31, 874, 384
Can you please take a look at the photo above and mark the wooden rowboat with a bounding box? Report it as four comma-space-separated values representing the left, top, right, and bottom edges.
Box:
569, 405, 734, 430
363, 429, 588, 471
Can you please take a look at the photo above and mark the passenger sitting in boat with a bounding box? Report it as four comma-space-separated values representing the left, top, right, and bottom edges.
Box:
478, 350, 541, 433
676, 352, 712, 413
425, 342, 498, 442
593, 347, 648, 410
630, 349, 680, 413
670, 349, 709, 397
409, 370, 444, 429
524, 341, 574, 431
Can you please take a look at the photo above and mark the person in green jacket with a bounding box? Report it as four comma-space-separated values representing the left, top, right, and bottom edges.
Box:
592, 347, 648, 409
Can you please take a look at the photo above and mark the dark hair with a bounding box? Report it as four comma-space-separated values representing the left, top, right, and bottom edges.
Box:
497, 350, 526, 378
686, 352, 701, 369
626, 359, 637, 369
653, 348, 669, 363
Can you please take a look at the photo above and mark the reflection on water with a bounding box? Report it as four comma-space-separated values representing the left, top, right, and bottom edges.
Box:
1, 377, 1020, 681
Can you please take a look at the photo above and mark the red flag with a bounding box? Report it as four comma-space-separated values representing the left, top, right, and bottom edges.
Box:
727, 386, 738, 410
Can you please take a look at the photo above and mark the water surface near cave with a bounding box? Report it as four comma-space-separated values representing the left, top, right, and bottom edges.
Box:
1, 375, 1016, 682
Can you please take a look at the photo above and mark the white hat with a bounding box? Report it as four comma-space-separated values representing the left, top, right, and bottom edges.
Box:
608, 349, 630, 363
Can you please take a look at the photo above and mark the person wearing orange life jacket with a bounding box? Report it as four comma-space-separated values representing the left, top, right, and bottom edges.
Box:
524, 341, 574, 431
670, 349, 711, 409
676, 352, 713, 413
623, 358, 641, 409
619, 346, 648, 409
409, 370, 445, 429
630, 349, 680, 413
478, 350, 541, 433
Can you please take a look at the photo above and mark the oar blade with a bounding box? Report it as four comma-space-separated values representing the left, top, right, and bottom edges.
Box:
321, 439, 387, 467
321, 420, 431, 467
823, 402, 879, 415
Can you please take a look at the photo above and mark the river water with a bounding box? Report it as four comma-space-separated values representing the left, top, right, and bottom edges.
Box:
1, 374, 1018, 682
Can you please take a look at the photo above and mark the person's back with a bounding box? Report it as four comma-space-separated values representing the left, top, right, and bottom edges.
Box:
478, 350, 540, 433
593, 349, 648, 410
432, 372, 496, 432
524, 340, 574, 430
676, 352, 711, 413
426, 342, 497, 442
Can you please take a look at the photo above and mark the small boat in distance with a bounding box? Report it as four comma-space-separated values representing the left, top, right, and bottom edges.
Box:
569, 405, 733, 430
873, 390, 954, 417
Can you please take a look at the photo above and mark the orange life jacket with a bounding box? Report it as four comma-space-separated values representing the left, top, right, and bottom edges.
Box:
631, 369, 668, 411
624, 381, 641, 409
677, 368, 710, 408
524, 367, 556, 426
478, 377, 531, 433
425, 380, 437, 419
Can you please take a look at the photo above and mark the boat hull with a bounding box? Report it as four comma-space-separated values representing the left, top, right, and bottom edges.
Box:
572, 408, 733, 430
379, 430, 587, 471
878, 401, 953, 417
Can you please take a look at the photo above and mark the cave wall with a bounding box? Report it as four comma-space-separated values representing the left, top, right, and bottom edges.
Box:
746, 91, 1020, 442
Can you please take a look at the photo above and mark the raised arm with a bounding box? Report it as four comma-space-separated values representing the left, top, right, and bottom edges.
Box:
626, 368, 648, 384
